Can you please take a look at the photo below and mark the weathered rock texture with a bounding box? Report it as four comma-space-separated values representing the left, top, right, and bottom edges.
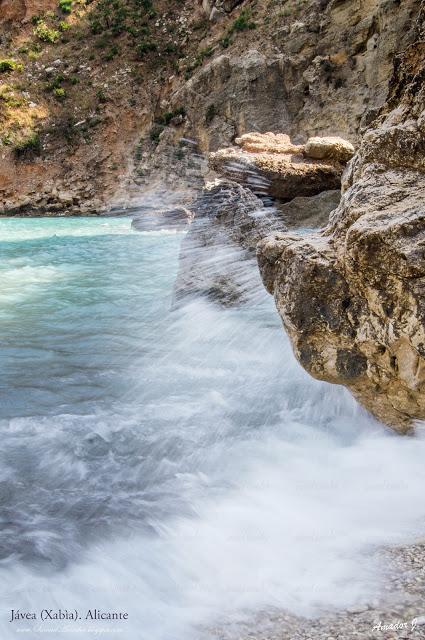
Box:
209, 132, 353, 201
275, 190, 341, 229
257, 5, 425, 432
0, 0, 57, 25
176, 130, 353, 305
0, 0, 419, 213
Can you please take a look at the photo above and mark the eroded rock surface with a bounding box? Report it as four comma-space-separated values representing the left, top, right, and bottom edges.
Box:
257, 9, 425, 432
0, 0, 419, 213
209, 133, 353, 202
275, 190, 341, 229
176, 130, 353, 306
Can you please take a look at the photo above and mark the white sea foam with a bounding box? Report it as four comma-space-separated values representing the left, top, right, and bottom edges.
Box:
0, 219, 424, 640
0, 216, 132, 243
0, 265, 65, 307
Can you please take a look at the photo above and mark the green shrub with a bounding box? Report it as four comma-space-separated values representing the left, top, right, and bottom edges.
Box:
221, 9, 256, 48
104, 45, 119, 61
14, 133, 41, 160
59, 20, 70, 31
205, 104, 216, 124
89, 0, 129, 35
96, 89, 108, 103
59, 0, 72, 13
150, 124, 164, 145
0, 59, 23, 73
54, 87, 66, 100
137, 41, 157, 58
46, 73, 65, 91
0, 88, 25, 108
155, 107, 186, 126
89, 0, 156, 38
164, 43, 181, 55
34, 21, 60, 43
230, 9, 257, 33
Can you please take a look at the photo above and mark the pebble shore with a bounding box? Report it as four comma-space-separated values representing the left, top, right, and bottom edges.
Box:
210, 542, 425, 640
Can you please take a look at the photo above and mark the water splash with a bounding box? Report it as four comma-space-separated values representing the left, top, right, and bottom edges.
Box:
0, 217, 425, 640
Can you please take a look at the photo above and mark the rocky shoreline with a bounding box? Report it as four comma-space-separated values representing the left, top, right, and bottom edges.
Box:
210, 541, 425, 640
257, 4, 425, 433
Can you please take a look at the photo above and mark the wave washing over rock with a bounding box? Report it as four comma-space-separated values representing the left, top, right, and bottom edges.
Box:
1, 218, 425, 640
2, 0, 425, 638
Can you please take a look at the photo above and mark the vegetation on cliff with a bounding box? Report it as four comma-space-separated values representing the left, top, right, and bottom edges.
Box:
0, 0, 419, 217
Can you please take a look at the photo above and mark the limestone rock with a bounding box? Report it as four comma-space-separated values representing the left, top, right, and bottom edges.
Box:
275, 190, 341, 229
235, 132, 303, 155
200, 0, 243, 18
209, 133, 347, 202
0, 0, 419, 214
257, 11, 425, 432
222, 0, 244, 12
304, 136, 355, 164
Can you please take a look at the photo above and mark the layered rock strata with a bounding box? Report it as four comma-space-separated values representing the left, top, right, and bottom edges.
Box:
174, 179, 286, 306
209, 133, 353, 202
175, 132, 353, 306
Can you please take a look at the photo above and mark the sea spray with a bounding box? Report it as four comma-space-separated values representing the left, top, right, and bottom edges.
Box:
1, 217, 425, 640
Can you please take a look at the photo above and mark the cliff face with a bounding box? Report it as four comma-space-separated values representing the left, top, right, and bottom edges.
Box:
173, 133, 353, 307
257, 3, 425, 432
0, 0, 57, 24
0, 0, 419, 214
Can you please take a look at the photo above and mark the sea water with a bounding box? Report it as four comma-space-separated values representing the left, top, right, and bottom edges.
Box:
0, 216, 425, 640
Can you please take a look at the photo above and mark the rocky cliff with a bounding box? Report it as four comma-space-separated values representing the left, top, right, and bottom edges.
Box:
257, 3, 425, 432
3, 0, 425, 432
0, 0, 420, 214
173, 132, 353, 306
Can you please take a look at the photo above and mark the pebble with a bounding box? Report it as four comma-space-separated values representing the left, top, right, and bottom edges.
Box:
207, 542, 425, 640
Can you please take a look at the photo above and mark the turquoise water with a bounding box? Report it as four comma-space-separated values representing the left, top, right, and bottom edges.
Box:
0, 217, 181, 419
1, 217, 425, 640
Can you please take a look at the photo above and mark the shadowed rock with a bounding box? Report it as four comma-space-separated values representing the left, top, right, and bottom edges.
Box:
276, 190, 341, 229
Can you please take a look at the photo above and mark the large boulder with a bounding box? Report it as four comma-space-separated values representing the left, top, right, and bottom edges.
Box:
304, 136, 355, 163
257, 13, 425, 433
